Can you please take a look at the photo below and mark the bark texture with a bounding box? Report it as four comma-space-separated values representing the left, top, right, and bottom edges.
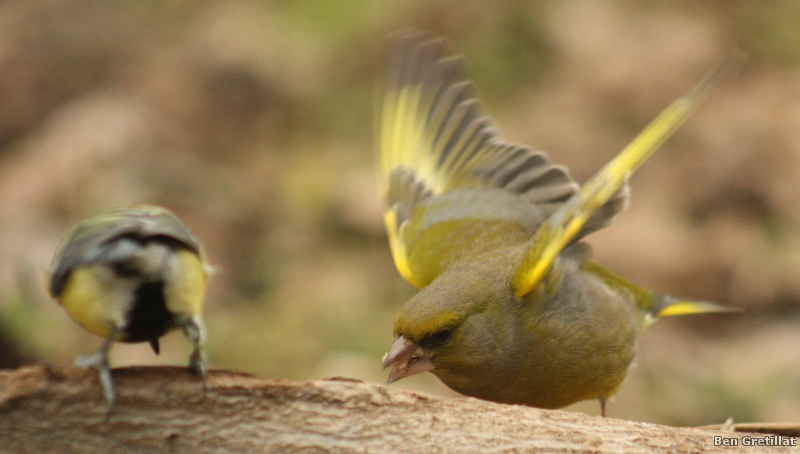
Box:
0, 365, 792, 453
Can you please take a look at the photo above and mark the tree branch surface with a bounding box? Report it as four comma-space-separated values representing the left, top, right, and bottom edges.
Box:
0, 365, 790, 453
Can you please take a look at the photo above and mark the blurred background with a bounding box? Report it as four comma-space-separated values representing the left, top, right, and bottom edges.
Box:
1, 0, 799, 426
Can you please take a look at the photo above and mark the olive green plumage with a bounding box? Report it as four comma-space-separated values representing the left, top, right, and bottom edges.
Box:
379, 32, 742, 415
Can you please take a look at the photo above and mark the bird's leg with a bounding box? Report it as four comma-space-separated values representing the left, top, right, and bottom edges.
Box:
73, 327, 118, 421
599, 398, 608, 418
182, 317, 207, 396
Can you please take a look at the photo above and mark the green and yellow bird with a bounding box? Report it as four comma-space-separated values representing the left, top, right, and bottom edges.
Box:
379, 32, 744, 416
49, 205, 211, 417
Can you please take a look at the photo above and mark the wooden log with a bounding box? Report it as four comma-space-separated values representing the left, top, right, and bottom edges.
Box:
0, 365, 793, 453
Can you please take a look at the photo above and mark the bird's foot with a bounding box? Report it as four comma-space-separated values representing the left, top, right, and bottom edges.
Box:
189, 347, 207, 398
74, 352, 117, 421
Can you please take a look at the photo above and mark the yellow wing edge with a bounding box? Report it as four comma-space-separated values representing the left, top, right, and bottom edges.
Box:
384, 209, 425, 289
513, 49, 748, 297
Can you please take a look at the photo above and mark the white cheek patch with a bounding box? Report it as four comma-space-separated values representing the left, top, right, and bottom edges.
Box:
89, 241, 174, 330
162, 248, 184, 287
91, 265, 140, 329
136, 243, 172, 278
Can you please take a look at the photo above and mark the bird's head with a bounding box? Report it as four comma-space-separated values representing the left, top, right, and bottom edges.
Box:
382, 260, 514, 384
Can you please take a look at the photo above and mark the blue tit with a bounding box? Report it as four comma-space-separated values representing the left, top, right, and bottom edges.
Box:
49, 204, 211, 418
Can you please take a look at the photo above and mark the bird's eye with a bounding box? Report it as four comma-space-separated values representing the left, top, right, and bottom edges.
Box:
431, 329, 452, 345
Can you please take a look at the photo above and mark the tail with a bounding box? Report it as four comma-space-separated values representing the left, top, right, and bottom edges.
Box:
645, 294, 740, 329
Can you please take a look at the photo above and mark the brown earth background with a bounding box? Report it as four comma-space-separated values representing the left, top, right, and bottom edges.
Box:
1, 0, 799, 427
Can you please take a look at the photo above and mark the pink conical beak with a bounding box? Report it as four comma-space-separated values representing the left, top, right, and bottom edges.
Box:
382, 335, 435, 384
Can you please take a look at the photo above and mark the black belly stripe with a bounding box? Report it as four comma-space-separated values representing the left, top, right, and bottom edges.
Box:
124, 281, 175, 343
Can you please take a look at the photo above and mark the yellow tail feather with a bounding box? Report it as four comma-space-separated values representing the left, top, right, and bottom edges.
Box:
642, 299, 739, 329
657, 300, 740, 318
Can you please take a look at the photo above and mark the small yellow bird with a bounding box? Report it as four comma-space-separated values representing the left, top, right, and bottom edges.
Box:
379, 32, 744, 416
49, 205, 211, 417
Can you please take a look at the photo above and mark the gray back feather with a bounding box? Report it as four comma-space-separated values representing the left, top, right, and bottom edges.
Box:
49, 206, 200, 297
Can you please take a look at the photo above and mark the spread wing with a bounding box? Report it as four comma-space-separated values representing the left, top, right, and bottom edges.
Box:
512, 48, 747, 296
49, 205, 202, 297
377, 31, 627, 288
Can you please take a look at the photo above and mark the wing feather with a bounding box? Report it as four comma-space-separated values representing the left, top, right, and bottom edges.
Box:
377, 31, 626, 287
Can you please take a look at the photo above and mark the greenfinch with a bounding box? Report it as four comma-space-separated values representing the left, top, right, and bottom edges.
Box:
49, 205, 211, 418
379, 32, 744, 416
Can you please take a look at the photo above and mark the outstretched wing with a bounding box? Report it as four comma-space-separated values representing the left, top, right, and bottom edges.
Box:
512, 48, 748, 297
378, 32, 577, 202
378, 32, 626, 287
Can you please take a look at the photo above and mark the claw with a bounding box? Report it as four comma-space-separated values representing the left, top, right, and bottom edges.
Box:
74, 327, 118, 421
183, 317, 207, 398
189, 347, 207, 398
